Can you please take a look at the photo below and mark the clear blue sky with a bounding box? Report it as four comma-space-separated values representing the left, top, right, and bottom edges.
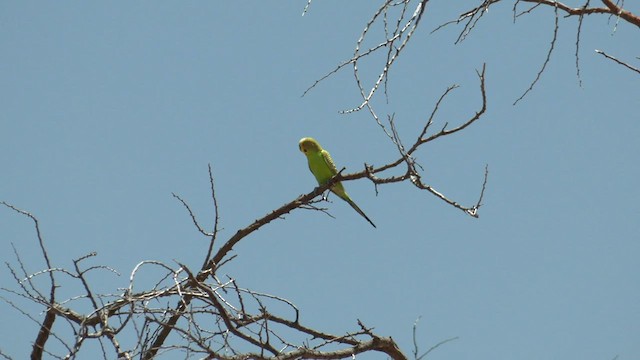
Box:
1, 2, 639, 359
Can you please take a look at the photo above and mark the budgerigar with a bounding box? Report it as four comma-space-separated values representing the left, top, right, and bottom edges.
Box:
298, 137, 376, 228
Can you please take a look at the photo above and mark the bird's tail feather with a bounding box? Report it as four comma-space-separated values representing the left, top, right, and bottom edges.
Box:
345, 197, 377, 228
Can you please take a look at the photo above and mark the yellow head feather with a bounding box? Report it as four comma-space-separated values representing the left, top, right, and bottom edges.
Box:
298, 137, 322, 154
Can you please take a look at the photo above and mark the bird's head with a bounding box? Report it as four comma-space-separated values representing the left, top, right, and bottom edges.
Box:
298, 137, 322, 154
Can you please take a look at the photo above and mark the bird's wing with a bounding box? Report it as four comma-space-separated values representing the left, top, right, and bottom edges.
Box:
320, 149, 339, 175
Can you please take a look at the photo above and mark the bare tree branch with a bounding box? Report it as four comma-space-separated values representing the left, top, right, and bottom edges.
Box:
1, 202, 57, 359
434, 0, 639, 102
513, 2, 559, 105
3, 1, 635, 358
595, 49, 640, 74
412, 316, 459, 360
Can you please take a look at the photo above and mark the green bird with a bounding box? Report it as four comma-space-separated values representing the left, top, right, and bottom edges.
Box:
298, 137, 376, 228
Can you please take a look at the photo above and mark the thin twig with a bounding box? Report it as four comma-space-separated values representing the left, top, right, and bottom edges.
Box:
595, 49, 640, 74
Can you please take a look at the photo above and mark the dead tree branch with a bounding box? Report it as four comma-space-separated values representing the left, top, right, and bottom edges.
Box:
595, 49, 640, 74
433, 0, 639, 102
5, 1, 635, 358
